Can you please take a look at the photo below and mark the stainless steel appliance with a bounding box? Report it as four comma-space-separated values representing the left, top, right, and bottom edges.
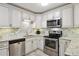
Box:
9, 38, 25, 56
44, 29, 62, 56
44, 37, 58, 56
47, 19, 62, 28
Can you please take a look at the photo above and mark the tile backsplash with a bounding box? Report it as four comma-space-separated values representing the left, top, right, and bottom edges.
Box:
28, 28, 49, 36
0, 28, 18, 37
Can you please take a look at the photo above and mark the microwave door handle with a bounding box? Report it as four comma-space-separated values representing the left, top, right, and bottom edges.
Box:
56, 20, 58, 25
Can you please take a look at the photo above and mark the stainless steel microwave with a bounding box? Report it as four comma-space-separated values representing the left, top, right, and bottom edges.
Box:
47, 19, 62, 28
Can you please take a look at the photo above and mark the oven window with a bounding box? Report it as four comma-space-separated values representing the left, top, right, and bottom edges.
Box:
45, 39, 56, 49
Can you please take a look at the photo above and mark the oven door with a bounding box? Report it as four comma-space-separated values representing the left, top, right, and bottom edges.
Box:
44, 38, 58, 52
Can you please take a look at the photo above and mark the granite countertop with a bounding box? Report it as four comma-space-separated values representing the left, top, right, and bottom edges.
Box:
60, 36, 79, 40
0, 36, 26, 42
0, 34, 44, 42
60, 36, 79, 56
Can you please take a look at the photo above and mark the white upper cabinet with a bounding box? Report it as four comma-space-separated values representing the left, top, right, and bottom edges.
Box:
30, 15, 35, 28
0, 5, 10, 27
47, 10, 61, 20
11, 8, 22, 28
74, 4, 79, 27
53, 10, 61, 19
62, 6, 73, 28
35, 15, 42, 28
48, 13, 54, 20
42, 14, 48, 28
30, 15, 35, 21
22, 12, 29, 20
25, 38, 38, 54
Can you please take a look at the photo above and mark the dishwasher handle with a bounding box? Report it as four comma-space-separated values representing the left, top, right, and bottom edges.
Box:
9, 38, 25, 44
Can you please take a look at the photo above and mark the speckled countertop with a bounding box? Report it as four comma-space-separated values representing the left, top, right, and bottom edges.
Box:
0, 34, 44, 42
60, 36, 79, 56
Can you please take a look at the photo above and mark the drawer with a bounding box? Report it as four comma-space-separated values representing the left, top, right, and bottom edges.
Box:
0, 41, 9, 48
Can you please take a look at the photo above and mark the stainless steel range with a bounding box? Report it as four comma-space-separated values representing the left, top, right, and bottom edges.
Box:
44, 28, 62, 56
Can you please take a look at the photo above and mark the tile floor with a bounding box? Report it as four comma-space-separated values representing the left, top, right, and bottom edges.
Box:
26, 49, 48, 56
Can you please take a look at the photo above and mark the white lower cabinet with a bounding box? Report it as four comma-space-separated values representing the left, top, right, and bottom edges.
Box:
25, 40, 32, 54
37, 37, 44, 50
0, 48, 9, 56
32, 39, 37, 51
59, 39, 71, 56
25, 37, 44, 54
25, 38, 38, 54
0, 41, 9, 56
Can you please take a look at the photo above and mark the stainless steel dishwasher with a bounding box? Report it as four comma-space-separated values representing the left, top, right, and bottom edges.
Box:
9, 38, 25, 56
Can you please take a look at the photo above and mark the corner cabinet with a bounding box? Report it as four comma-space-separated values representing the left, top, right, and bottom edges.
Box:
11, 8, 22, 28
25, 38, 37, 54
25, 37, 44, 55
62, 6, 73, 28
0, 5, 10, 27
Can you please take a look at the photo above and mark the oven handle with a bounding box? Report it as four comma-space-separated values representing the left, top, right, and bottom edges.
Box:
45, 38, 58, 41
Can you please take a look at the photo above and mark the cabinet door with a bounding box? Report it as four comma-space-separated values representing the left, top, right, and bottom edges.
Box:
54, 10, 61, 19
22, 12, 29, 20
0, 48, 9, 56
38, 37, 44, 50
59, 39, 66, 56
32, 39, 37, 50
30, 15, 35, 21
25, 40, 32, 54
0, 5, 10, 27
35, 15, 42, 28
59, 39, 71, 56
30, 15, 36, 28
48, 13, 54, 20
62, 7, 73, 28
42, 15, 48, 28
74, 4, 79, 27
11, 9, 22, 28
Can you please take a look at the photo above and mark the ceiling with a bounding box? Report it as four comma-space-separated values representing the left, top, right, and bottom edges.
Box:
11, 3, 68, 14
